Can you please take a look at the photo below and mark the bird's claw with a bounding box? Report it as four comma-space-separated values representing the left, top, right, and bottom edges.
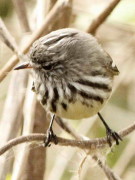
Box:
44, 128, 58, 147
106, 128, 122, 147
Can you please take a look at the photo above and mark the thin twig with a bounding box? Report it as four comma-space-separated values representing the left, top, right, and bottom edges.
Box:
92, 155, 122, 180
0, 0, 70, 82
0, 122, 135, 156
0, 18, 19, 54
87, 0, 121, 35
0, 18, 28, 63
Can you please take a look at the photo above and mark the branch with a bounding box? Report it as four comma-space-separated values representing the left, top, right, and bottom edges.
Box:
0, 18, 28, 63
92, 155, 122, 180
0, 18, 19, 54
0, 122, 135, 156
87, 0, 121, 34
0, 0, 70, 83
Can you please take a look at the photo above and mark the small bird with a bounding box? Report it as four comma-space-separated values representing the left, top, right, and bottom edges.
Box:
15, 28, 122, 147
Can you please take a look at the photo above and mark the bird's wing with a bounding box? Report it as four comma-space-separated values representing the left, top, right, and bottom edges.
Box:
105, 52, 119, 76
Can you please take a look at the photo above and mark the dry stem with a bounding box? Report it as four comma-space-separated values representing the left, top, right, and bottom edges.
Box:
92, 155, 122, 180
0, 18, 19, 54
87, 0, 121, 34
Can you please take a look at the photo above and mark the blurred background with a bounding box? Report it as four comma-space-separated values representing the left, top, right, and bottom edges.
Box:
0, 0, 135, 180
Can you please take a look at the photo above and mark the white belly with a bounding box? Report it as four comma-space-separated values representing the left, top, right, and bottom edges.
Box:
49, 100, 105, 120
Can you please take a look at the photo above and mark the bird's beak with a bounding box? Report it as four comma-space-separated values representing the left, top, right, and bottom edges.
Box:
14, 62, 33, 70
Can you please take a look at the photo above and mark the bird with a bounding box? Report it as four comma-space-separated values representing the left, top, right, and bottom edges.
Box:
14, 28, 122, 147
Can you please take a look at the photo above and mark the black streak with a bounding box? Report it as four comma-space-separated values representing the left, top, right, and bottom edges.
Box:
78, 91, 103, 104
61, 102, 67, 111
68, 83, 103, 104
51, 87, 59, 112
67, 84, 77, 102
76, 79, 111, 91
68, 84, 77, 94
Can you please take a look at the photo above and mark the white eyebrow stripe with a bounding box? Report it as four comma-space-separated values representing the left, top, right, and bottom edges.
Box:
43, 33, 71, 45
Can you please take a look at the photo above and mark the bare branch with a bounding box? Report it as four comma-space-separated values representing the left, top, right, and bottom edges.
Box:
87, 0, 121, 35
0, 122, 135, 156
0, 0, 70, 82
92, 155, 122, 180
0, 18, 28, 63
0, 18, 19, 54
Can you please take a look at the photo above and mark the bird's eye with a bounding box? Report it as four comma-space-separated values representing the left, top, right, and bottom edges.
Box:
43, 64, 52, 70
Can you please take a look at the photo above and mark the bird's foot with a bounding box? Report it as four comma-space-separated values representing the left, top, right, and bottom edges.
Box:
44, 127, 58, 147
106, 127, 122, 147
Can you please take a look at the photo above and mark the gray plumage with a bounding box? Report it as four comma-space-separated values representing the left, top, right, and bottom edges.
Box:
28, 28, 119, 119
